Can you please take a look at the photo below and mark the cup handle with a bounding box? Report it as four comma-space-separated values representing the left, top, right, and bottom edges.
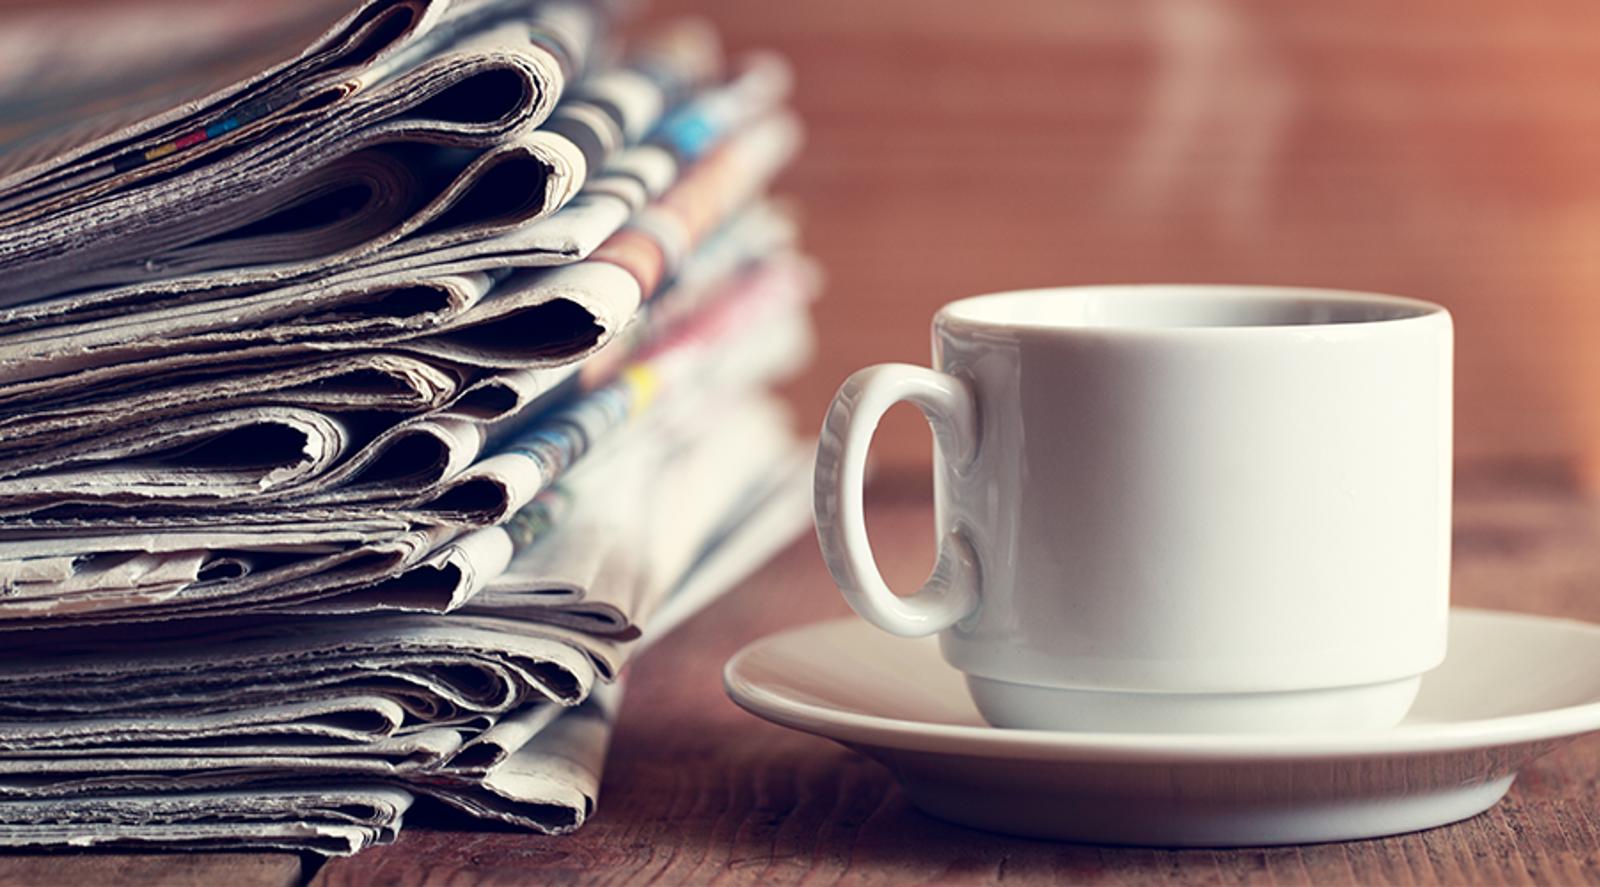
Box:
814, 363, 982, 637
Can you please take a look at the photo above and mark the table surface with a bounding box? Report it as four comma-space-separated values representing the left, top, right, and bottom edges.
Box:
2, 2, 1597, 884
4, 471, 1599, 886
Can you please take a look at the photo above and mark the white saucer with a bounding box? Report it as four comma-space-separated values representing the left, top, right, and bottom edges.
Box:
724, 608, 1600, 846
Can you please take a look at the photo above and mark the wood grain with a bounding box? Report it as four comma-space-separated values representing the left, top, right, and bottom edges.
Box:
630, 0, 1600, 484
2, 2, 1599, 883
308, 472, 1600, 886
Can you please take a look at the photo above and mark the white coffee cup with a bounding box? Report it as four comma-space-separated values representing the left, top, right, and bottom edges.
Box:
814, 285, 1453, 733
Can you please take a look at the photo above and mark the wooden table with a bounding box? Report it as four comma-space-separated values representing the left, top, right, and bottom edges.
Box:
7, 471, 1599, 886
1, 1, 1596, 883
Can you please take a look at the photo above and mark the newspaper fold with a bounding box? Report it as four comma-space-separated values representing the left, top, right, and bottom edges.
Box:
0, 113, 802, 523
0, 0, 603, 305
0, 19, 723, 325
0, 57, 795, 387
0, 270, 812, 636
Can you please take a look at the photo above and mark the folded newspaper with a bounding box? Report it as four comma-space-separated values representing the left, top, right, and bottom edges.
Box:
0, 0, 814, 854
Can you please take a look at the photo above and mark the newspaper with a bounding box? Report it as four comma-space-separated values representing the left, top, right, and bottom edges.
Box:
0, 0, 811, 856
0, 20, 731, 338
0, 251, 815, 628
0, 400, 814, 853
0, 113, 802, 521
0, 58, 795, 387
0, 786, 415, 855
0, 0, 604, 305
0, 170, 817, 589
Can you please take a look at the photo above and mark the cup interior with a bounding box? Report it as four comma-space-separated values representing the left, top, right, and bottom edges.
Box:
938, 285, 1443, 331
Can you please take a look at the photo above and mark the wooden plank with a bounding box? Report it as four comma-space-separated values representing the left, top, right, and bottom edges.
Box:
314, 473, 1600, 885
0, 853, 301, 887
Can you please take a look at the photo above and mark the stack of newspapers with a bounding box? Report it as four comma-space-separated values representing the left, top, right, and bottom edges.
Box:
0, 0, 813, 855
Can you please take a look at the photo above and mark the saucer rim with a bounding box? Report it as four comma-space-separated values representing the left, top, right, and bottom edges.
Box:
723, 606, 1600, 763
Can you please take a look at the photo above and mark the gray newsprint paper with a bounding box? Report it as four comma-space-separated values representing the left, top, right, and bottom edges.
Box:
0, 400, 812, 852
0, 0, 809, 855
0, 247, 816, 628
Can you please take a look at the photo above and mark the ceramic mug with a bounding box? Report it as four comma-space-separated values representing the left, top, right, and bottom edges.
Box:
814, 285, 1453, 732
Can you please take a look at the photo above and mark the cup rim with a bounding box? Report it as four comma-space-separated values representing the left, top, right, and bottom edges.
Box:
935, 284, 1450, 336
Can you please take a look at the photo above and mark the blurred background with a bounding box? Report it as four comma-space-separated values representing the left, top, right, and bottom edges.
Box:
6, 0, 1600, 485
633, 0, 1600, 487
